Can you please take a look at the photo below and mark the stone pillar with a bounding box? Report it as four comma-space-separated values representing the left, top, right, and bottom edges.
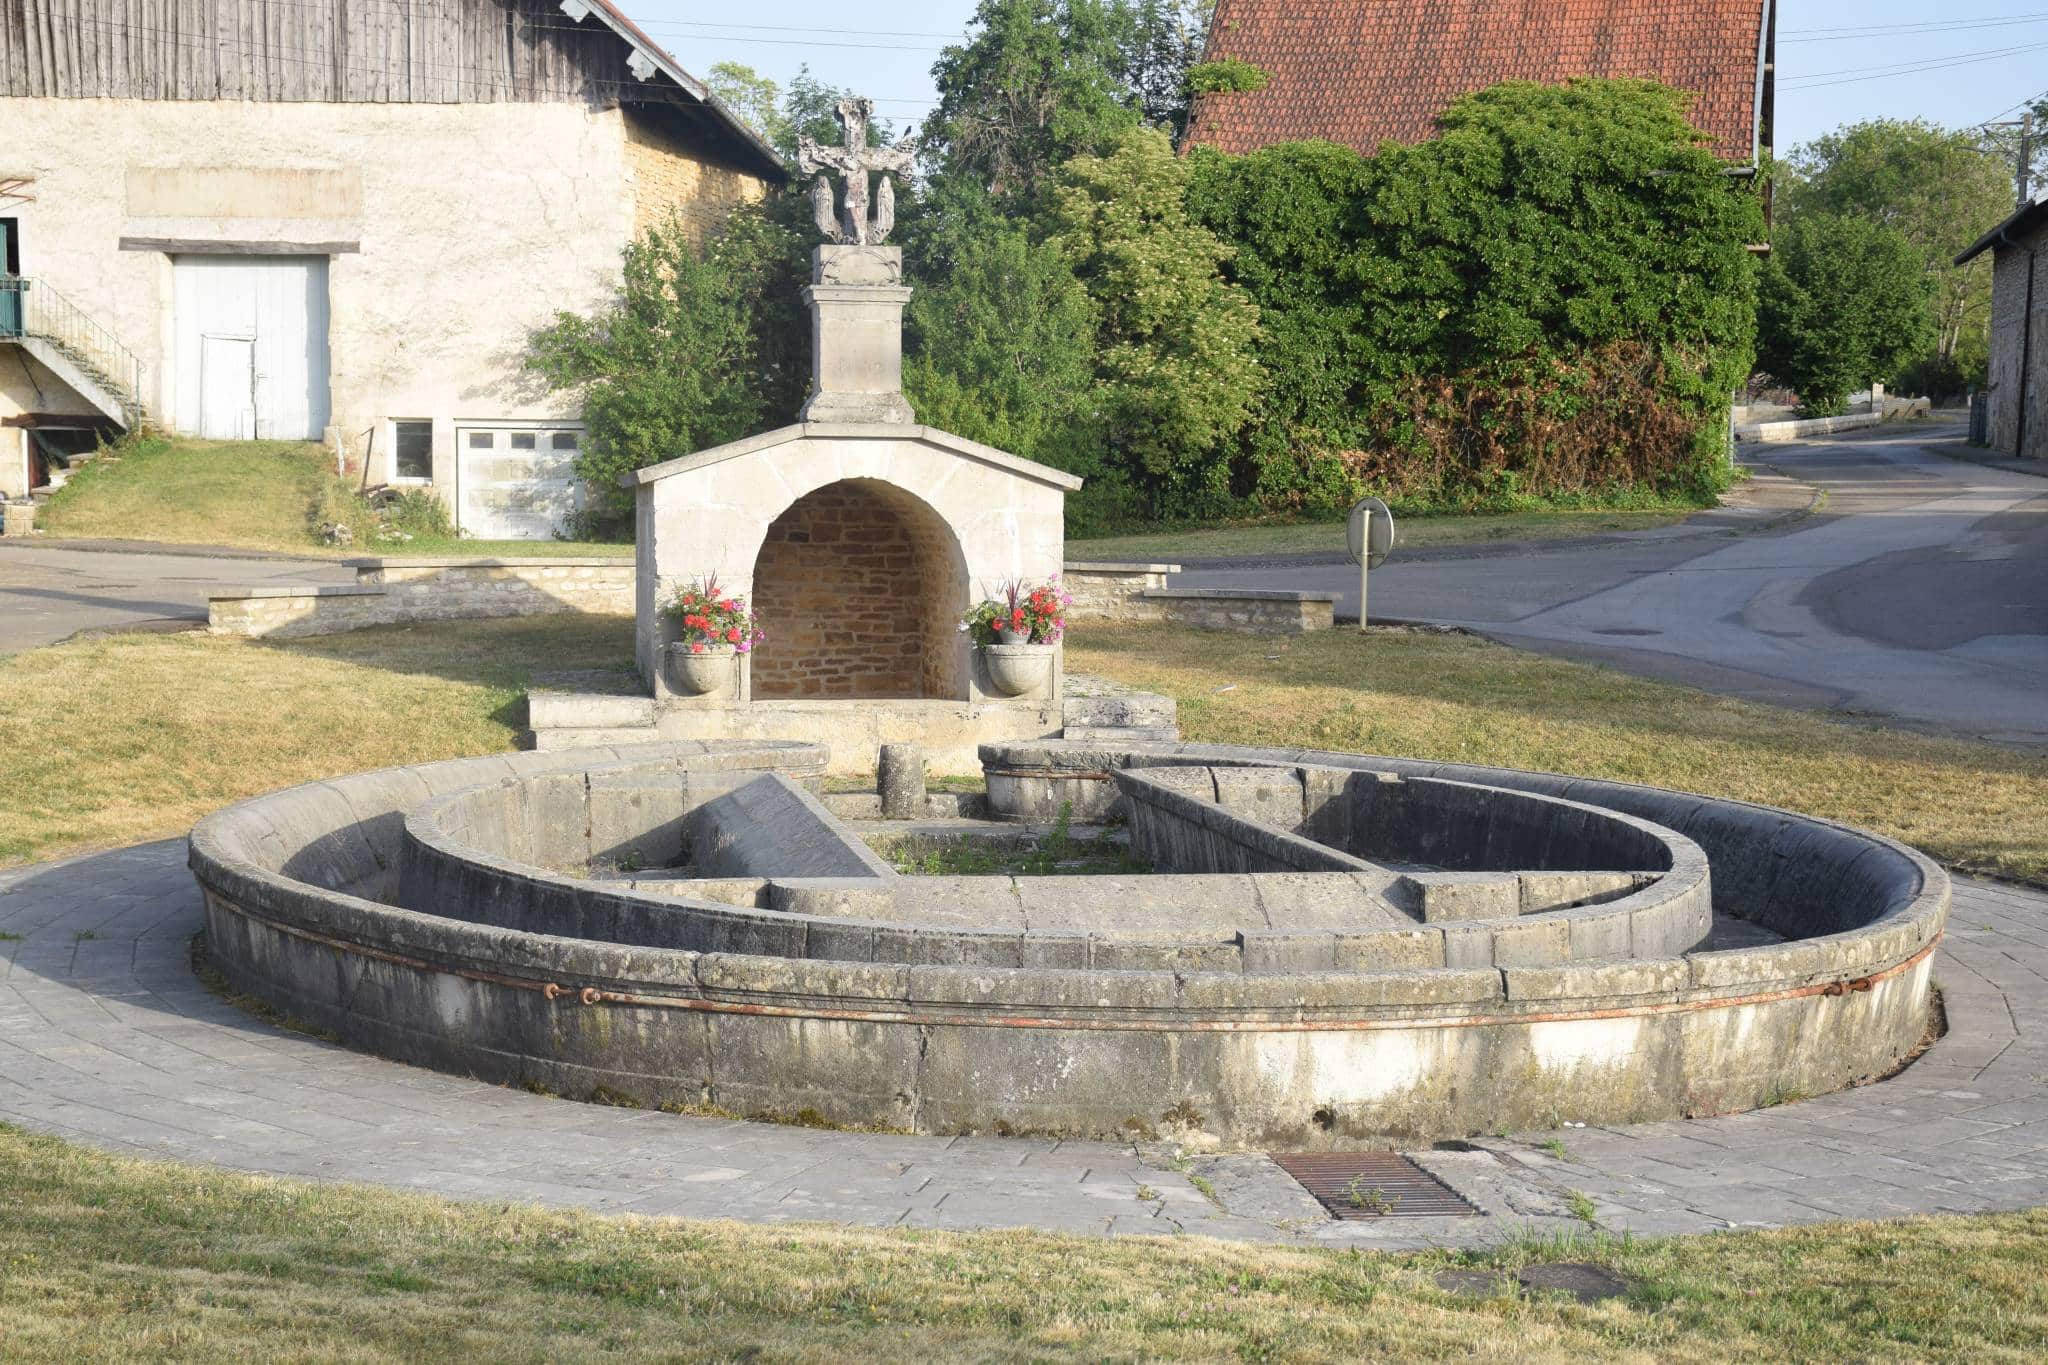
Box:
801, 246, 916, 425
878, 742, 926, 820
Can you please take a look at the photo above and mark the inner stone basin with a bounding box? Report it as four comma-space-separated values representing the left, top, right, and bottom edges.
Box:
190, 739, 1947, 1149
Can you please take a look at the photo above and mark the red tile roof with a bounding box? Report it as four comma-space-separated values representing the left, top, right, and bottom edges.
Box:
1187, 0, 1771, 164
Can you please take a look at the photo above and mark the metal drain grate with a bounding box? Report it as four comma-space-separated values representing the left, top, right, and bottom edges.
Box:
1270, 1152, 1481, 1219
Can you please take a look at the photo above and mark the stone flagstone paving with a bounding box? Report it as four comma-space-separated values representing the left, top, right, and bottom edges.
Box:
4, 840, 2046, 1249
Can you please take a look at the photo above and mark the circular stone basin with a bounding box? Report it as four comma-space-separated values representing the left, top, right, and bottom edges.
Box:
189, 738, 1948, 1149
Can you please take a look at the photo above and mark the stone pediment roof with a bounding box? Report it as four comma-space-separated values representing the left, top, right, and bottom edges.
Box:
624, 423, 1086, 493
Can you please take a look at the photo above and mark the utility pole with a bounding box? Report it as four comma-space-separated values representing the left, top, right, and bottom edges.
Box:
1987, 110, 2036, 209
2020, 110, 2035, 207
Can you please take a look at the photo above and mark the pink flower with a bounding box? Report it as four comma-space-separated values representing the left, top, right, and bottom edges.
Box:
690, 641, 705, 654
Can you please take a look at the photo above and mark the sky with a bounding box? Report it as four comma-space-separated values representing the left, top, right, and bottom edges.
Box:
617, 1, 2048, 153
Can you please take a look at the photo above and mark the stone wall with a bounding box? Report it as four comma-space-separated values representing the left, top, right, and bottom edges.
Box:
1986, 227, 2046, 459
622, 107, 769, 240
208, 557, 632, 639
1062, 563, 1176, 621
1062, 564, 1334, 635
749, 482, 964, 700
1147, 588, 1335, 634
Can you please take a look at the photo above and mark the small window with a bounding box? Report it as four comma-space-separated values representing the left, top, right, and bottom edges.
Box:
393, 421, 433, 481
510, 432, 537, 451
551, 431, 579, 451
468, 431, 495, 450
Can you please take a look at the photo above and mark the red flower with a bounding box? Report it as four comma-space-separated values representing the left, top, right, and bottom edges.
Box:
725, 627, 741, 643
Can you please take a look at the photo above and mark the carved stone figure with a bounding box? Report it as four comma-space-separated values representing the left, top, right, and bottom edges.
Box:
796, 97, 916, 247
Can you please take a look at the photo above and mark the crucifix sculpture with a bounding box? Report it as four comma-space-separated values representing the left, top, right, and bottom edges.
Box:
796, 98, 915, 247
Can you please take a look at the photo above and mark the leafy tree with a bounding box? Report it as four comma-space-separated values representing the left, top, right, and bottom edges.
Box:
923, 0, 1145, 205
780, 65, 895, 162
706, 61, 788, 152
1781, 120, 2014, 375
1118, 0, 1211, 137
1051, 127, 1261, 515
526, 208, 803, 530
1756, 212, 1934, 416
903, 216, 1103, 484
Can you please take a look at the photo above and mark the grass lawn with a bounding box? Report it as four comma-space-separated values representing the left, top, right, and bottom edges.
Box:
4, 616, 2044, 880
0, 616, 633, 867
1066, 624, 2048, 883
36, 437, 629, 559
1067, 508, 1696, 563
3, 1122, 2046, 1361
4, 617, 2048, 1355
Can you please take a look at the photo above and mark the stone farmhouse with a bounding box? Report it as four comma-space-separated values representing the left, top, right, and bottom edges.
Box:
1957, 196, 2046, 461
1185, 0, 1776, 171
0, 0, 782, 536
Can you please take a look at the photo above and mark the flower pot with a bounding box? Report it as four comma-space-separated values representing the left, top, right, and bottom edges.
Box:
994, 624, 1032, 645
665, 642, 737, 697
982, 643, 1053, 698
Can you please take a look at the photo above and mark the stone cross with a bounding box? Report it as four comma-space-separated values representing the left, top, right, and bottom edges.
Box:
797, 97, 915, 247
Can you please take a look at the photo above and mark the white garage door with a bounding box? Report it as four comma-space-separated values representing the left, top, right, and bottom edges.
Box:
456, 426, 584, 540
173, 255, 331, 441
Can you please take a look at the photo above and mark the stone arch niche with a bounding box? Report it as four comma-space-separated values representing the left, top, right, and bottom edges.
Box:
749, 477, 969, 701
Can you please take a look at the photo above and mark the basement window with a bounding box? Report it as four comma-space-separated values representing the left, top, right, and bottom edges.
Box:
393, 421, 433, 482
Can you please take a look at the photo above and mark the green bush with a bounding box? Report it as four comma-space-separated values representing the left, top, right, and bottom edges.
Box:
526, 206, 804, 532
1186, 58, 1269, 95
1186, 79, 1763, 514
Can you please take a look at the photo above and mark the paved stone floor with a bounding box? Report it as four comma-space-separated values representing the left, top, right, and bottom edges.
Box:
4, 840, 2046, 1249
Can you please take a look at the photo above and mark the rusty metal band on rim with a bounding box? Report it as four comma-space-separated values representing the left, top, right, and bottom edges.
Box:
204, 891, 1937, 1034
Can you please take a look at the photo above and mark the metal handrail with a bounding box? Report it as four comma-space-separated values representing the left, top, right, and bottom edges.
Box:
0, 275, 148, 421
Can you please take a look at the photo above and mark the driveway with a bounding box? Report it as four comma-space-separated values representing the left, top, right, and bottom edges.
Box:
1176, 423, 2048, 747
0, 542, 352, 655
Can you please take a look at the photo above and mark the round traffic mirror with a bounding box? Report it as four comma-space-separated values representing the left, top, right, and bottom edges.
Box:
1347, 496, 1396, 569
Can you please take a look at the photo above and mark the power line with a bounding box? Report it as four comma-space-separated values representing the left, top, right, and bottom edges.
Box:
1784, 16, 2048, 44
637, 20, 965, 42
1782, 9, 2048, 35
1981, 85, 2048, 123
1781, 40, 2048, 90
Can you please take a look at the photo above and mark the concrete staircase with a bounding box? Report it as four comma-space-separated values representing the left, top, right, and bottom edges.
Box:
2, 276, 150, 430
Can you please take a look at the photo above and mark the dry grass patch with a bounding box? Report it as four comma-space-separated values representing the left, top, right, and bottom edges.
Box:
0, 615, 634, 867
1, 1123, 2045, 1361
1068, 624, 2048, 882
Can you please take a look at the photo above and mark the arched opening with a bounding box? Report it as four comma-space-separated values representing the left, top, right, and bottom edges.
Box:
749, 478, 970, 700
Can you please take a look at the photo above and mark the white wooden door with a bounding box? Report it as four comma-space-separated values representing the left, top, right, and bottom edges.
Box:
198, 335, 255, 439
173, 256, 331, 440
455, 427, 584, 539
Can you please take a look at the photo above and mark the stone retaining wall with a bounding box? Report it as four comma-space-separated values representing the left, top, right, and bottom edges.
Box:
212, 556, 1330, 640
1736, 398, 1933, 444
1062, 562, 1176, 620
209, 556, 634, 639
1062, 563, 1334, 635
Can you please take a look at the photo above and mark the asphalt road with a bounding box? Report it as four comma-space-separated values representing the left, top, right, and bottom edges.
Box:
0, 542, 352, 655
1177, 423, 2048, 748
